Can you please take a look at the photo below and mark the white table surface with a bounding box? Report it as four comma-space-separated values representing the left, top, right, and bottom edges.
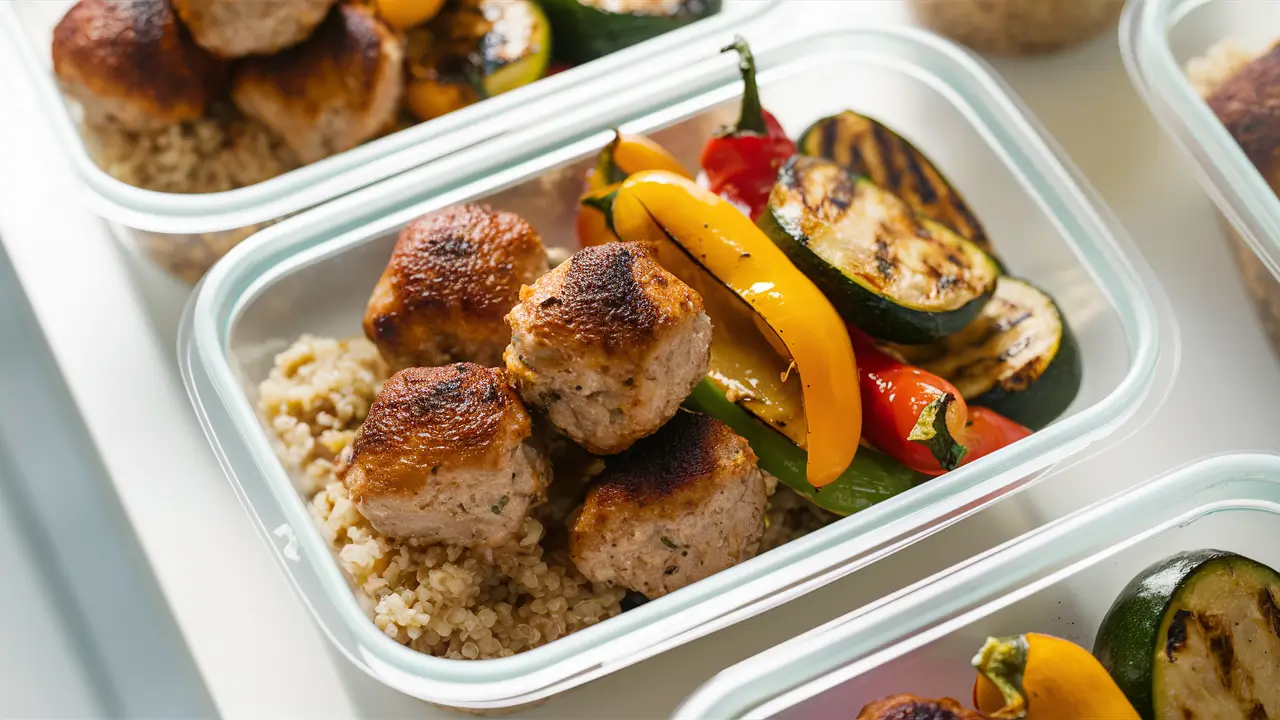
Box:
4, 2, 1280, 718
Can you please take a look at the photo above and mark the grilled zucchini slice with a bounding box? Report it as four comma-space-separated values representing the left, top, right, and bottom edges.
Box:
889, 276, 1081, 430
799, 110, 993, 256
539, 0, 720, 65
758, 155, 999, 344
1094, 551, 1280, 720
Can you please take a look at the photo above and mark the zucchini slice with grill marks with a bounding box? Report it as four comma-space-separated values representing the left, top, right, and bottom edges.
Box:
799, 110, 993, 256
889, 276, 1081, 430
758, 155, 999, 344
1094, 550, 1280, 720
539, 0, 721, 65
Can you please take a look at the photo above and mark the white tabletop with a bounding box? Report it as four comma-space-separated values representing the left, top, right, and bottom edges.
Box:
3, 2, 1279, 718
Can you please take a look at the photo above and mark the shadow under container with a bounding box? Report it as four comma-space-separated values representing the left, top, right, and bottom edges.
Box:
178, 25, 1175, 712
677, 452, 1280, 718
1124, 0, 1280, 360
0, 0, 776, 284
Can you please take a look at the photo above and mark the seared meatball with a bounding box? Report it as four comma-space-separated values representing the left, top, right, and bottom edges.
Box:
51, 0, 225, 130
504, 243, 711, 455
569, 412, 772, 598
172, 0, 339, 58
857, 695, 988, 720
364, 204, 549, 369
343, 363, 550, 547
231, 5, 403, 163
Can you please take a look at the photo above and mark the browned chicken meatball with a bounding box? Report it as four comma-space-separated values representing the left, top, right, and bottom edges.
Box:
51, 0, 225, 130
364, 204, 549, 369
343, 363, 550, 547
857, 695, 989, 720
171, 0, 339, 58
230, 4, 403, 163
569, 412, 772, 598
504, 243, 711, 455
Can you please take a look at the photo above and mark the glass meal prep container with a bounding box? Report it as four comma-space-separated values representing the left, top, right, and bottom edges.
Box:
178, 25, 1175, 710
1123, 0, 1280, 361
676, 452, 1280, 719
0, 0, 776, 284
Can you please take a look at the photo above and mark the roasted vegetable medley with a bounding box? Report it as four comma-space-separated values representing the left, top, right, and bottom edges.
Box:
856, 550, 1280, 720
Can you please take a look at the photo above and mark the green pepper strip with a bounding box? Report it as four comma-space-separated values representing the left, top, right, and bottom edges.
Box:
684, 380, 925, 516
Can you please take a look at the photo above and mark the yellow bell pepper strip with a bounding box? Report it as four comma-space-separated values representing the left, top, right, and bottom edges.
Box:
576, 131, 690, 247
686, 381, 921, 515
610, 170, 861, 487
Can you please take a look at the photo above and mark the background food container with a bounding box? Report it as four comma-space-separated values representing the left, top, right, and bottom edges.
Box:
909, 0, 1123, 56
1123, 0, 1280, 360
179, 25, 1175, 710
0, 0, 777, 284
676, 452, 1280, 719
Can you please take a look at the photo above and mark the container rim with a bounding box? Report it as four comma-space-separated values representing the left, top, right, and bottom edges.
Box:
1120, 0, 1280, 280
0, 0, 778, 235
181, 23, 1178, 707
674, 452, 1280, 719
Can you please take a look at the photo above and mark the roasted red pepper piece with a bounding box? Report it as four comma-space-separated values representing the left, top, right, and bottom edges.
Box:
850, 327, 1030, 476
699, 38, 797, 220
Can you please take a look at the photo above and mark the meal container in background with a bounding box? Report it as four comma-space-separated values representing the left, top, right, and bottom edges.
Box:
1123, 0, 1280, 359
178, 25, 1176, 709
675, 452, 1280, 719
0, 0, 777, 283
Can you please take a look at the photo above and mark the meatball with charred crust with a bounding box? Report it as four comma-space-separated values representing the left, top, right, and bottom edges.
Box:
569, 412, 772, 598
172, 0, 339, 58
504, 243, 712, 455
52, 0, 225, 130
856, 695, 990, 720
364, 204, 549, 369
343, 363, 550, 547
231, 4, 403, 163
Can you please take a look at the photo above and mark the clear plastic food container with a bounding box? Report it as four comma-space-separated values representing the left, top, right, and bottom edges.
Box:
178, 25, 1176, 710
0, 0, 776, 284
676, 452, 1280, 719
1123, 0, 1280, 359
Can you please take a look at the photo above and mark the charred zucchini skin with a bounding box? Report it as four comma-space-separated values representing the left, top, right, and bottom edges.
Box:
973, 306, 1081, 430
799, 110, 994, 257
759, 157, 999, 344
1094, 551, 1280, 720
539, 0, 721, 65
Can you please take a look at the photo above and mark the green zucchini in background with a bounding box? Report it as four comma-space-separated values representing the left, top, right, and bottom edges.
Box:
430, 0, 551, 99
538, 0, 721, 65
1094, 550, 1280, 720
758, 155, 1000, 345
888, 276, 1082, 430
799, 110, 994, 258
684, 380, 924, 517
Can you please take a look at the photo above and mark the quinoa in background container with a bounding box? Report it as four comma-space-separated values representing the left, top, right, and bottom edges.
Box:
676, 452, 1280, 719
178, 24, 1176, 710
0, 0, 778, 284
1123, 0, 1280, 360
909, 0, 1123, 56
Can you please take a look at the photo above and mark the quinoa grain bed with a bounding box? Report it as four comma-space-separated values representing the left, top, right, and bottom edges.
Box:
259, 334, 834, 659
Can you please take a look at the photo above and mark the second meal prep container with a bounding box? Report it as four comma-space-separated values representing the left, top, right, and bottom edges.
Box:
179, 25, 1176, 709
0, 0, 777, 283
1124, 0, 1280, 359
676, 452, 1280, 719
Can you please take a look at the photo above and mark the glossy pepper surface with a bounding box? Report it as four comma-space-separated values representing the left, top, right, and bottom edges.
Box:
685, 381, 921, 516
699, 38, 797, 220
610, 170, 860, 487
577, 131, 690, 247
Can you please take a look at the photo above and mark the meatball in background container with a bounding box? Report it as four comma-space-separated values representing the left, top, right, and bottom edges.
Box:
1123, 0, 1280, 364
179, 26, 1175, 710
0, 0, 779, 283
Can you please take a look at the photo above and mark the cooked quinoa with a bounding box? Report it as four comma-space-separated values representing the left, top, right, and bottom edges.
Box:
258, 334, 836, 659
